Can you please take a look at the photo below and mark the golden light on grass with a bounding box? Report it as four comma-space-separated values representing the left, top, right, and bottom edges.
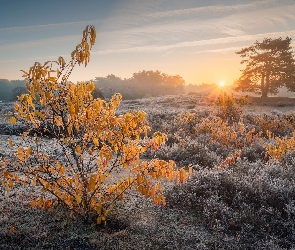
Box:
200, 81, 245, 107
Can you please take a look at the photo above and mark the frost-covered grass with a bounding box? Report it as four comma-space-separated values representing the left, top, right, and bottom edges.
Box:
1, 94, 295, 249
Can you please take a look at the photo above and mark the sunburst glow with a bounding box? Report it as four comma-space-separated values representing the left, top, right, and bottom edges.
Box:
218, 81, 225, 87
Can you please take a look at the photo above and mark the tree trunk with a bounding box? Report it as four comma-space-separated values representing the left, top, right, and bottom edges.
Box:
260, 73, 268, 97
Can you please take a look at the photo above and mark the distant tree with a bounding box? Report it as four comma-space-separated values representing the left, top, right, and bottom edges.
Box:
0, 79, 26, 101
95, 71, 185, 100
235, 37, 295, 97
10, 86, 28, 101
94, 75, 125, 99
130, 70, 185, 97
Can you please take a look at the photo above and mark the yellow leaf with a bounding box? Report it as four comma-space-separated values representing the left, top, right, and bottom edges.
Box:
27, 147, 32, 155
75, 102, 79, 114
137, 173, 142, 185
75, 195, 82, 204
168, 171, 173, 181
69, 104, 75, 116
128, 177, 133, 185
58, 167, 65, 177
45, 92, 50, 99
45, 200, 53, 208
89, 176, 96, 191
10, 117, 16, 124
180, 168, 186, 183
99, 174, 106, 183
17, 148, 25, 160
36, 112, 45, 120
8, 180, 13, 188
86, 109, 91, 119
87, 82, 95, 92
93, 137, 99, 146
8, 139, 13, 147
141, 186, 146, 195
76, 146, 81, 154
55, 116, 62, 126
97, 216, 102, 224
150, 186, 155, 197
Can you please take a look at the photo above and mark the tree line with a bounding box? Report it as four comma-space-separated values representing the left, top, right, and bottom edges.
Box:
0, 79, 27, 101
0, 70, 185, 102
94, 70, 185, 100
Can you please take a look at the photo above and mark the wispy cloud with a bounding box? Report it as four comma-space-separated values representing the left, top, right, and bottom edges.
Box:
93, 1, 295, 51
193, 46, 245, 54
0, 35, 79, 50
147, 0, 281, 18
91, 30, 295, 55
0, 54, 63, 63
0, 19, 102, 33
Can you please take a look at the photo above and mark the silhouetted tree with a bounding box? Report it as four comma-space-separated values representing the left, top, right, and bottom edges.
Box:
235, 37, 295, 97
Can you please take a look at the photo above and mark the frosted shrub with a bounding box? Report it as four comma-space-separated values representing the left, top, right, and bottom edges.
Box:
1, 26, 189, 225
166, 160, 295, 248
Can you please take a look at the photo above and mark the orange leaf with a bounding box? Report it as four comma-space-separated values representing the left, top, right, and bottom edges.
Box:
89, 176, 96, 191
58, 166, 65, 177
45, 200, 53, 208
10, 117, 16, 124
76, 146, 81, 154
27, 146, 32, 155
8, 180, 13, 188
137, 173, 142, 185
8, 139, 13, 147
9, 226, 14, 234
93, 138, 99, 146
97, 216, 102, 224
75, 195, 82, 204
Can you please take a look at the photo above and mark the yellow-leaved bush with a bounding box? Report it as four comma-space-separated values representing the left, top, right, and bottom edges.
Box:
266, 131, 295, 161
0, 25, 190, 224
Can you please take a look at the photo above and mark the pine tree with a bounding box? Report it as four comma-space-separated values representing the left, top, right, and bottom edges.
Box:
235, 37, 295, 97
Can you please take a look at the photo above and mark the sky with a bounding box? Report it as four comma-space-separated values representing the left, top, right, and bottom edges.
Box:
1, 0, 295, 86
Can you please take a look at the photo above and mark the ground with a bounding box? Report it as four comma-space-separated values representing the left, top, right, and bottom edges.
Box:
0, 94, 295, 249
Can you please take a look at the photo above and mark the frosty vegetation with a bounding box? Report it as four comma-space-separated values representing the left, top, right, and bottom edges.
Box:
0, 25, 295, 249
136, 94, 295, 249
1, 89, 295, 249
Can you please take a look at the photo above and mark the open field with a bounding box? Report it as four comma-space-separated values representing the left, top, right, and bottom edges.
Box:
1, 94, 295, 249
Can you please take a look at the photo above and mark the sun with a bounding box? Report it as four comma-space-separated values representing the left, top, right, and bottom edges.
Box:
218, 81, 225, 87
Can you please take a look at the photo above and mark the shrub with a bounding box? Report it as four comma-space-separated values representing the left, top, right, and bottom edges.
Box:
0, 26, 189, 224
254, 113, 295, 137
214, 93, 246, 124
166, 161, 295, 248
